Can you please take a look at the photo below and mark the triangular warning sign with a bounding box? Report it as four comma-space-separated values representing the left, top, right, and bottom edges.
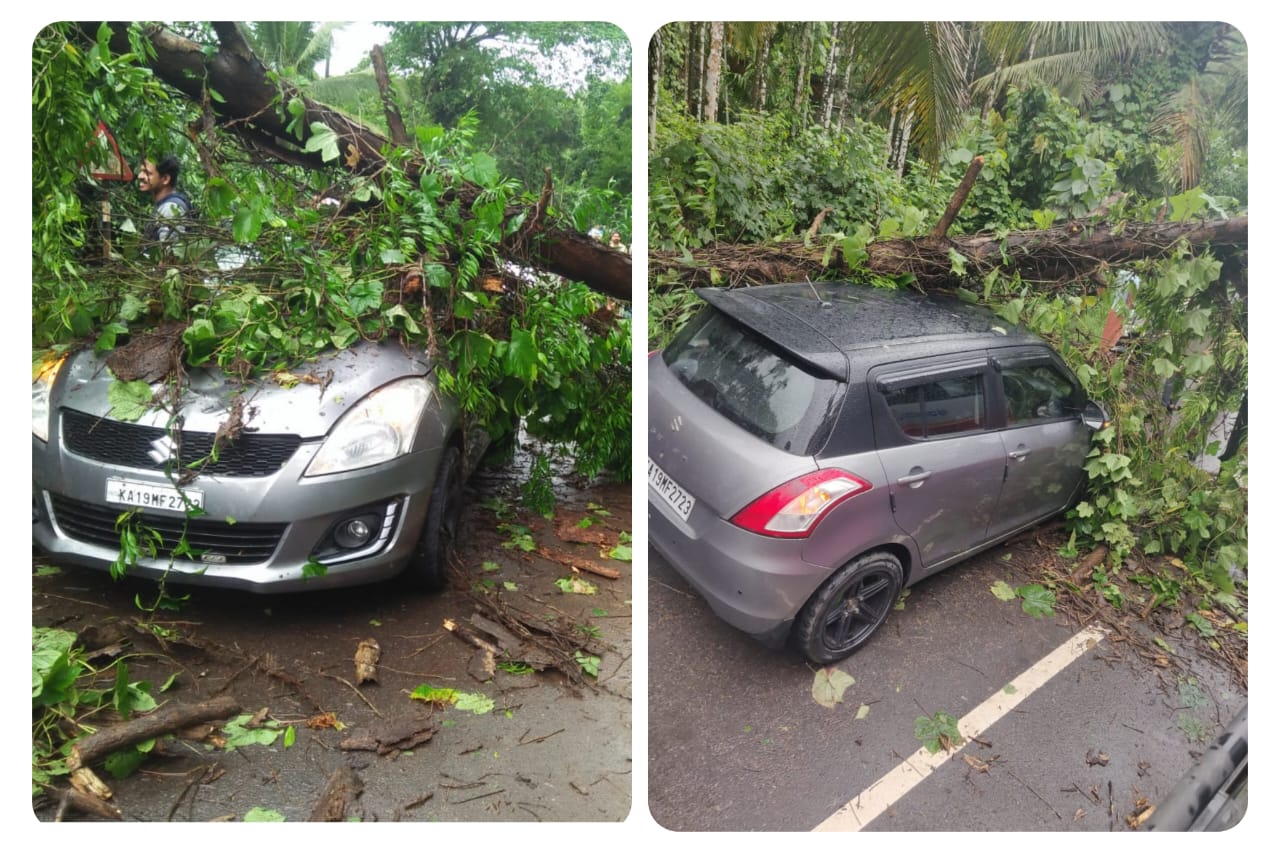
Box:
86, 121, 133, 181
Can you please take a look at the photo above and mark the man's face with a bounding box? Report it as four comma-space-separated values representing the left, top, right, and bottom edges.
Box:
136, 160, 166, 195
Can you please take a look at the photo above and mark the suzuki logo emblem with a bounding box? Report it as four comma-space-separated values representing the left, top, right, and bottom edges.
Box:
148, 435, 178, 465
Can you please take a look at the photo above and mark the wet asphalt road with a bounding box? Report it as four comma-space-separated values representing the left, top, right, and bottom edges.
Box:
30, 470, 632, 823
647, 543, 1245, 832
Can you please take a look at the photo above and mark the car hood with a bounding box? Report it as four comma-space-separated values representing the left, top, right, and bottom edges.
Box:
53, 340, 435, 439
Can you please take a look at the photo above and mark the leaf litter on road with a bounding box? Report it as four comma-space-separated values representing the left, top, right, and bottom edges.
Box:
811, 667, 855, 709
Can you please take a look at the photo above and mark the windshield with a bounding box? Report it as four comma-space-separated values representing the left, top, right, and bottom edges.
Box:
663, 306, 841, 456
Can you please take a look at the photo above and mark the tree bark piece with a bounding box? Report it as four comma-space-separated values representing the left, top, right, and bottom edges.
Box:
54, 786, 123, 821
309, 766, 364, 822
1070, 545, 1111, 584
537, 546, 622, 580
69, 695, 241, 772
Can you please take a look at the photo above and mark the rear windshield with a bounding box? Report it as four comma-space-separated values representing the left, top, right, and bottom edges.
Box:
662, 306, 841, 456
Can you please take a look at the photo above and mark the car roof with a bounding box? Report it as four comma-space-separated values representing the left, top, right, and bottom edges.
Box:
698, 282, 1042, 381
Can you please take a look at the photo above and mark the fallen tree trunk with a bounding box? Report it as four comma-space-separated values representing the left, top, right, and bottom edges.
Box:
651, 216, 1248, 290
68, 695, 241, 771
81, 21, 631, 301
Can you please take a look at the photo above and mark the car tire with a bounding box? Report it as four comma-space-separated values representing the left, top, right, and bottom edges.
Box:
793, 552, 903, 665
405, 445, 463, 591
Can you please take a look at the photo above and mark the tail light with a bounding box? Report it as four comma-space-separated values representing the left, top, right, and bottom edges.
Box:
730, 469, 872, 538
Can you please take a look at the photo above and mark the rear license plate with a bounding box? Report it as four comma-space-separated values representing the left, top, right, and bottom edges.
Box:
105, 478, 204, 513
648, 458, 695, 521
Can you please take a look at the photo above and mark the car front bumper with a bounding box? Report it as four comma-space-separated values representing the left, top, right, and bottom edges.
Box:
33, 433, 445, 592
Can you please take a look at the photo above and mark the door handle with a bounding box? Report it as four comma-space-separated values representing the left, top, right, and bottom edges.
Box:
897, 469, 932, 487
1008, 447, 1030, 461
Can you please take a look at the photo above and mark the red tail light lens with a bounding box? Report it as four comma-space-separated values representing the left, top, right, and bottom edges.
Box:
730, 469, 872, 538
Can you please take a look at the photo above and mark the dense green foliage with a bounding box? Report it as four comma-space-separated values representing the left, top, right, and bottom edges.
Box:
33, 22, 631, 483
650, 21, 1247, 625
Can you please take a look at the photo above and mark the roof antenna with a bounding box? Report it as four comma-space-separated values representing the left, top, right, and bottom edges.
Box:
806, 278, 832, 309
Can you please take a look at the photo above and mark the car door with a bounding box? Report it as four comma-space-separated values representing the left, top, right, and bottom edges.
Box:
870, 357, 1007, 572
989, 350, 1092, 537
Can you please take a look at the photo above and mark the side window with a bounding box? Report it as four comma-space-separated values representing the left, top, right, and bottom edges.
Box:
883, 374, 985, 439
1001, 364, 1077, 425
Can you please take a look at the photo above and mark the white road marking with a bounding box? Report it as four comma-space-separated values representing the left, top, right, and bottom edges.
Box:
813, 624, 1107, 832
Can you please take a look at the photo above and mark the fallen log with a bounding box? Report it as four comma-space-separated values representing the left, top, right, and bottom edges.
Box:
82, 21, 632, 301
651, 216, 1248, 290
69, 695, 241, 772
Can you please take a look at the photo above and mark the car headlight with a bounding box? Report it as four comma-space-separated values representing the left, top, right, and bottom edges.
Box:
305, 377, 433, 476
32, 354, 67, 442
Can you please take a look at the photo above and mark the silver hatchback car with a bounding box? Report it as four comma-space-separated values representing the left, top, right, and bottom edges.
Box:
33, 339, 480, 592
648, 282, 1107, 663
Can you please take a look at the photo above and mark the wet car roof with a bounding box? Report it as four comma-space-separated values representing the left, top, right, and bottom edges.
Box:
698, 282, 1041, 381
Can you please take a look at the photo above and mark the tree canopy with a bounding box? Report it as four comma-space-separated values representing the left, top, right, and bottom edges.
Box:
33, 21, 634, 481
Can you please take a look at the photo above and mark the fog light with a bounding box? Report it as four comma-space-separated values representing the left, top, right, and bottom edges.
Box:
335, 517, 374, 549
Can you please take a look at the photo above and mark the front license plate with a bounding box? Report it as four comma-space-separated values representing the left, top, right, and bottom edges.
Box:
105, 478, 204, 513
648, 458, 695, 522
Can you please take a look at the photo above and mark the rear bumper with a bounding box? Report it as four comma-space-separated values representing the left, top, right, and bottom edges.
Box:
648, 485, 834, 646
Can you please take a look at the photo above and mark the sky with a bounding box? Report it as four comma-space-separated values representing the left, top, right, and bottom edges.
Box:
325, 22, 393, 76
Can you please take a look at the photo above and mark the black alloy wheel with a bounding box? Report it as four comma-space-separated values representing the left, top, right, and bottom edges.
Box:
794, 552, 903, 664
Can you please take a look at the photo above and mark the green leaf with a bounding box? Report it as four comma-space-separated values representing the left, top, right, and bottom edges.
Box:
107, 380, 154, 422
104, 747, 147, 779
855, 703, 871, 720
283, 725, 296, 748
505, 328, 539, 381
811, 667, 855, 709
607, 544, 632, 561
573, 651, 601, 678
990, 581, 1017, 601
244, 807, 286, 822
947, 248, 968, 277
555, 576, 597, 595
221, 714, 282, 750
456, 692, 496, 714
503, 581, 518, 591
410, 684, 458, 705
914, 712, 962, 754
301, 559, 328, 580
1186, 612, 1216, 637
1015, 584, 1056, 618
231, 205, 263, 243
303, 122, 341, 162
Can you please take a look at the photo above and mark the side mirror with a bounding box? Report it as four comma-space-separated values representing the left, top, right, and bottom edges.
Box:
1082, 400, 1110, 431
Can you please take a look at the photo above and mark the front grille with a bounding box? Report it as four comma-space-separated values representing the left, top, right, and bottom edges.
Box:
61, 409, 302, 477
49, 494, 285, 565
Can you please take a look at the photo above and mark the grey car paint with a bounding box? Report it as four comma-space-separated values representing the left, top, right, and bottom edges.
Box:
648, 283, 1099, 654
33, 340, 461, 592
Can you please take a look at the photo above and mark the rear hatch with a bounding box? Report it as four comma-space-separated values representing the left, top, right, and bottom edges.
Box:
648, 302, 845, 521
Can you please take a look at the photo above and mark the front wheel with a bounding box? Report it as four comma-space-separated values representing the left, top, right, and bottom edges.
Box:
404, 446, 464, 591
793, 552, 903, 664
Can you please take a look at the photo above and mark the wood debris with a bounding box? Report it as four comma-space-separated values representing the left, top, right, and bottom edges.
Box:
536, 545, 621, 580
339, 715, 438, 757
555, 514, 614, 545
69, 695, 241, 773
354, 638, 381, 685
309, 766, 364, 822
